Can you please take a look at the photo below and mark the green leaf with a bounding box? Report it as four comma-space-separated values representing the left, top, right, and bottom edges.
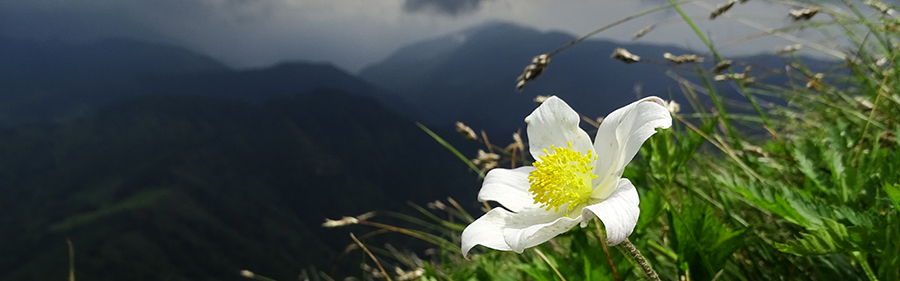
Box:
885, 183, 900, 211
794, 146, 828, 195
671, 204, 745, 280
775, 218, 867, 256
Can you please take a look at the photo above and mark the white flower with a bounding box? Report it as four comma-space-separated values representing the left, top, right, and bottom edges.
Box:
461, 96, 672, 257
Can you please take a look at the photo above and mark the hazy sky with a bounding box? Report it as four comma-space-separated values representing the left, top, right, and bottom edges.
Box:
0, 0, 848, 72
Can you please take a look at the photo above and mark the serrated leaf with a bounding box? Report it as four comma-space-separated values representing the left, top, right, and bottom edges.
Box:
672, 204, 745, 280
794, 146, 827, 194
775, 218, 866, 256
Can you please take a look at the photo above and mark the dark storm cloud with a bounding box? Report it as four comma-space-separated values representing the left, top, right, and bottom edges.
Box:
403, 0, 492, 16
0, 0, 277, 43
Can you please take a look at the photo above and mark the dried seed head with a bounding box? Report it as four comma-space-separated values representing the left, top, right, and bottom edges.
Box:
664, 52, 704, 64
865, 0, 898, 15
790, 6, 820, 21
369, 267, 384, 278
711, 60, 733, 74
472, 149, 501, 166
397, 268, 426, 281
533, 95, 550, 104
776, 44, 803, 54
742, 144, 767, 157
472, 149, 501, 172
512, 132, 524, 150
632, 24, 656, 40
322, 216, 359, 227
876, 57, 888, 67
806, 73, 825, 89
716, 65, 752, 81
866, 0, 890, 13
427, 200, 447, 210
479, 161, 498, 172
856, 96, 875, 110
715, 72, 756, 84
505, 132, 525, 153
455, 121, 478, 140
711, 0, 738, 19
611, 48, 641, 63
472, 149, 501, 173
666, 100, 681, 114
516, 54, 551, 90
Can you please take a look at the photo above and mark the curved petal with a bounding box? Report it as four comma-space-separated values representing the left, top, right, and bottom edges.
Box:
581, 178, 640, 246
592, 96, 671, 198
478, 166, 538, 212
501, 207, 581, 253
461, 208, 514, 258
525, 96, 593, 159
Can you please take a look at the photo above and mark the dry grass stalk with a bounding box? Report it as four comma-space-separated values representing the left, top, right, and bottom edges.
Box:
516, 54, 550, 90
611, 48, 641, 63
664, 52, 704, 64
776, 44, 803, 55
455, 121, 478, 140
632, 24, 656, 40
710, 0, 738, 19
711, 60, 733, 74
789, 6, 820, 21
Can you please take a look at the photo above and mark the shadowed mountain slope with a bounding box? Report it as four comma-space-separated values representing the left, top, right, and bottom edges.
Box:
0, 90, 475, 280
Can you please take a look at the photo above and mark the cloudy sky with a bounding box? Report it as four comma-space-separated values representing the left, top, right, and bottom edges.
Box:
0, 0, 847, 72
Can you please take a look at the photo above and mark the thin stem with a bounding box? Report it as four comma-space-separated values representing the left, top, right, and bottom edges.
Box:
852, 251, 879, 281
350, 233, 393, 281
594, 218, 620, 281
67, 238, 75, 281
620, 238, 661, 281
854, 46, 899, 163
547, 0, 699, 57
533, 248, 567, 281
647, 240, 677, 261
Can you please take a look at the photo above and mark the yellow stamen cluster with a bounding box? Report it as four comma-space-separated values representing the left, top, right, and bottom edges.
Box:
528, 142, 598, 215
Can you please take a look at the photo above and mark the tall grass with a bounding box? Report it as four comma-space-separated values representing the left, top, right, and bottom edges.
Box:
317, 0, 900, 280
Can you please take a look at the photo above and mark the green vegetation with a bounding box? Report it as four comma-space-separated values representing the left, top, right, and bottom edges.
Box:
323, 1, 900, 280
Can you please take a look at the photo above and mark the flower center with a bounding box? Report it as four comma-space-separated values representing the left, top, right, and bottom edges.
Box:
527, 142, 598, 215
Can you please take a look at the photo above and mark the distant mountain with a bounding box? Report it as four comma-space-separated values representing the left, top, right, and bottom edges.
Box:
0, 38, 418, 125
0, 90, 475, 281
0, 37, 229, 81
360, 21, 836, 134
137, 62, 420, 117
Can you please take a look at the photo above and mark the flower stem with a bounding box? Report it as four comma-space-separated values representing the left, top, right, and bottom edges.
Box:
593, 218, 619, 281
620, 238, 661, 281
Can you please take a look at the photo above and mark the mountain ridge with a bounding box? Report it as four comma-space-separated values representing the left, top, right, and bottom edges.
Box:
0, 37, 423, 125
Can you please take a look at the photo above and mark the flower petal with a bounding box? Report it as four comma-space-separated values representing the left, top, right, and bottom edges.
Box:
478, 166, 538, 212
581, 178, 640, 246
592, 96, 671, 199
501, 207, 580, 253
461, 208, 514, 258
525, 96, 593, 159
461, 205, 581, 257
